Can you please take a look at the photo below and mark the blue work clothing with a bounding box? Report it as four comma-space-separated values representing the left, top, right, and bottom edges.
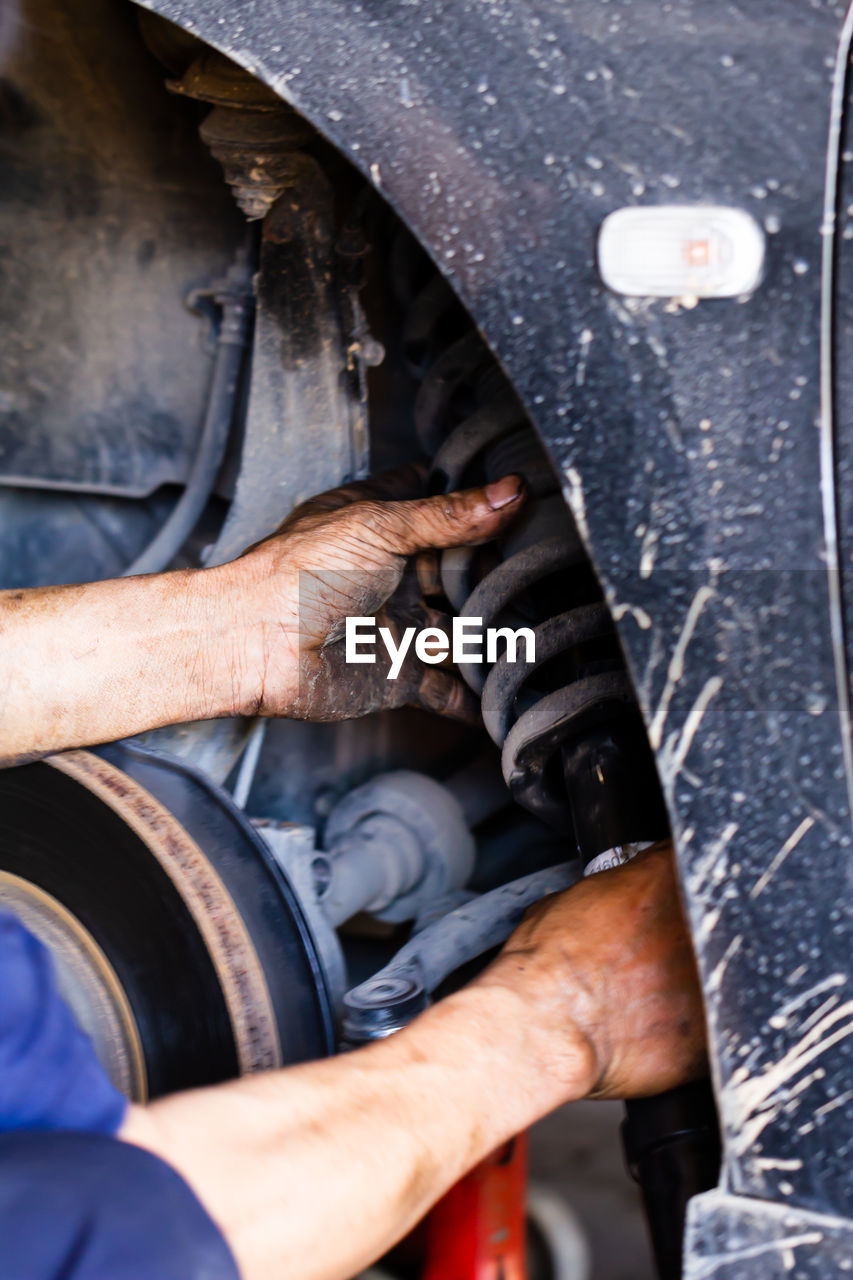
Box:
0, 913, 126, 1135
0, 911, 240, 1279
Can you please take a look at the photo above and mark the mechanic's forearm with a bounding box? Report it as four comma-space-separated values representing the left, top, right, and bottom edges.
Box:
0, 566, 284, 763
121, 979, 594, 1280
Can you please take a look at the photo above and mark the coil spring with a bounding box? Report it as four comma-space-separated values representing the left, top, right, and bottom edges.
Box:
395, 235, 663, 840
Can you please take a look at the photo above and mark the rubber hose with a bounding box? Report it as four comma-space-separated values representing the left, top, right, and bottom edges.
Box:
123, 254, 253, 577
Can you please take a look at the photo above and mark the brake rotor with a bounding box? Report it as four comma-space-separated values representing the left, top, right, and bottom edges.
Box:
0, 745, 334, 1101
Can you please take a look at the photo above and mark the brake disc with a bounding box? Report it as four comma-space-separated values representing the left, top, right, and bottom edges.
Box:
0, 745, 334, 1101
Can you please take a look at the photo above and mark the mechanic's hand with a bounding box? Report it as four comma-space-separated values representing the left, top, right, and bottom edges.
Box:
479, 843, 707, 1100
232, 467, 525, 722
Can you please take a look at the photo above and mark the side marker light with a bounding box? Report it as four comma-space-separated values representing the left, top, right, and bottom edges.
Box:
598, 205, 766, 299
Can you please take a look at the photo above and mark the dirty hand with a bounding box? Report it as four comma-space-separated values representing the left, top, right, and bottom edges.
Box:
0, 467, 523, 764
477, 842, 707, 1100
120, 844, 705, 1280
231, 467, 525, 722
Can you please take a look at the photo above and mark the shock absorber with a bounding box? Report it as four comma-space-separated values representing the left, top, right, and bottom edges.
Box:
395, 235, 720, 1279
397, 249, 668, 850
432, 412, 668, 847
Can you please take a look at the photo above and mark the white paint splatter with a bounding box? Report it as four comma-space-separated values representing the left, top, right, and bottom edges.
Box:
706, 933, 743, 996
750, 816, 815, 899
563, 468, 591, 545
815, 1087, 853, 1118
640, 525, 659, 578
754, 1156, 804, 1172
688, 1232, 823, 1279
611, 602, 653, 630
649, 584, 716, 749
777, 974, 846, 1022
689, 822, 739, 894
575, 328, 594, 386
662, 675, 724, 778
727, 998, 853, 1154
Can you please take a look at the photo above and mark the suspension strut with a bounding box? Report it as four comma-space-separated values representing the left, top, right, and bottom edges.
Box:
395, 235, 720, 1278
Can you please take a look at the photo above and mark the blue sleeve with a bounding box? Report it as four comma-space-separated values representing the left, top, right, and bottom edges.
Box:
0, 912, 127, 1136
0, 1130, 240, 1280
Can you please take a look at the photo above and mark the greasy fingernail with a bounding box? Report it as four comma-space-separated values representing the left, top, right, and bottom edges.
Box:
485, 475, 523, 509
